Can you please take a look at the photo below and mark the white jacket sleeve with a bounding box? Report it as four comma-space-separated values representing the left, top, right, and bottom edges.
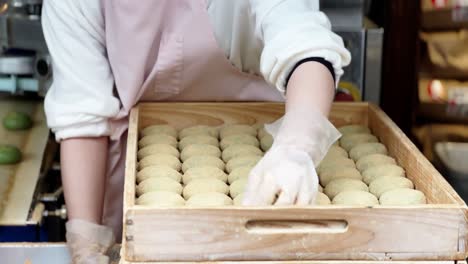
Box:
250, 0, 352, 92
42, 0, 120, 141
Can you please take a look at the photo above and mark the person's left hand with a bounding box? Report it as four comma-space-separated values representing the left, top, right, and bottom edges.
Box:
242, 145, 319, 205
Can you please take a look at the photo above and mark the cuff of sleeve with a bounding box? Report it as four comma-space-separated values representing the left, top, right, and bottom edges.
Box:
53, 121, 111, 142
275, 50, 345, 94
285, 57, 336, 88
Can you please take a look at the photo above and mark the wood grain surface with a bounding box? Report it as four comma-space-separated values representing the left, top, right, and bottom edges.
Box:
137, 102, 369, 131
124, 206, 465, 262
0, 99, 49, 225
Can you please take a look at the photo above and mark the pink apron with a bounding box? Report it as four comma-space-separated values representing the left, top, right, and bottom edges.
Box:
101, 0, 284, 239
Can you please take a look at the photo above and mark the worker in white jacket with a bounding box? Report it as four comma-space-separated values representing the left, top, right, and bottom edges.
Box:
42, 0, 350, 263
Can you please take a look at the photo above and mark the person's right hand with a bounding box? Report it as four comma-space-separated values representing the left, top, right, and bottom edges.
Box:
243, 145, 319, 205
242, 105, 340, 206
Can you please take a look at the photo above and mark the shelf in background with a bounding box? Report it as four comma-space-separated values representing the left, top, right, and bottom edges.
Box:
417, 102, 468, 124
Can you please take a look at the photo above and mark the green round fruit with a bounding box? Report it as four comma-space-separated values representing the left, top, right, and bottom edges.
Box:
3, 111, 32, 130
0, 145, 22, 165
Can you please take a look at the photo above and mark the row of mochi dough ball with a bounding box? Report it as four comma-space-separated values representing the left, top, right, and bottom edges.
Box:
315, 124, 427, 206
135, 124, 273, 206
134, 123, 427, 207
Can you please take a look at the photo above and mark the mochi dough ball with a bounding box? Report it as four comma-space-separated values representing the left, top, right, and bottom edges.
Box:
186, 192, 233, 206
338, 124, 371, 135
332, 191, 379, 206
324, 179, 369, 199
323, 145, 349, 160
379, 188, 426, 205
362, 164, 406, 185
179, 125, 219, 139
314, 192, 331, 205
182, 166, 227, 184
356, 154, 396, 172
349, 142, 388, 162
180, 144, 221, 162
369, 176, 414, 198
233, 193, 245, 205
228, 166, 254, 184
182, 156, 225, 173
136, 165, 182, 183
230, 178, 248, 198
260, 134, 273, 152
178, 134, 218, 150
222, 144, 263, 162
183, 178, 229, 199
319, 167, 363, 186
136, 177, 183, 196
220, 134, 260, 150
340, 133, 378, 152
317, 157, 356, 175
139, 154, 181, 171
226, 155, 262, 173
138, 144, 179, 160
136, 191, 185, 207
139, 134, 177, 148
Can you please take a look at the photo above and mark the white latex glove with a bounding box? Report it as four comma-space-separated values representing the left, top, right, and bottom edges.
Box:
66, 219, 115, 264
243, 107, 340, 206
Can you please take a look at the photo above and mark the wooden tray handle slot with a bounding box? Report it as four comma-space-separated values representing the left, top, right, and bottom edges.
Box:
245, 219, 348, 234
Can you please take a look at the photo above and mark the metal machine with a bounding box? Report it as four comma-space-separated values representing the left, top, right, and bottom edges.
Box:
0, 0, 63, 246
0, 0, 51, 95
321, 0, 384, 104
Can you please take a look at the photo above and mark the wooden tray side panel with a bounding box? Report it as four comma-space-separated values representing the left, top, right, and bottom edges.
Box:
124, 207, 464, 262
138, 103, 284, 130
123, 106, 140, 261
329, 102, 369, 127
368, 104, 464, 205
138, 102, 368, 130
125, 107, 139, 209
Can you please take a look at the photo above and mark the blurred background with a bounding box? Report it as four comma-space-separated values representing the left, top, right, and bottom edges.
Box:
0, 0, 466, 254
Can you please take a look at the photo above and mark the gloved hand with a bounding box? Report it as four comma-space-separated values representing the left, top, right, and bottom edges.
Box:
66, 219, 115, 264
243, 107, 340, 205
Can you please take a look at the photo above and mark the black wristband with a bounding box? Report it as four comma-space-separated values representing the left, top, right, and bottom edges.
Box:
285, 57, 336, 88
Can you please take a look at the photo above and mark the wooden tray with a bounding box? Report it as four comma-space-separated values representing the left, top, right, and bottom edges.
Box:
122, 102, 468, 263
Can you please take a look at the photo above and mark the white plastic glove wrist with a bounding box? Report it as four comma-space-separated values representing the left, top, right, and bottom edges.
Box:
266, 107, 341, 165
66, 219, 115, 264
